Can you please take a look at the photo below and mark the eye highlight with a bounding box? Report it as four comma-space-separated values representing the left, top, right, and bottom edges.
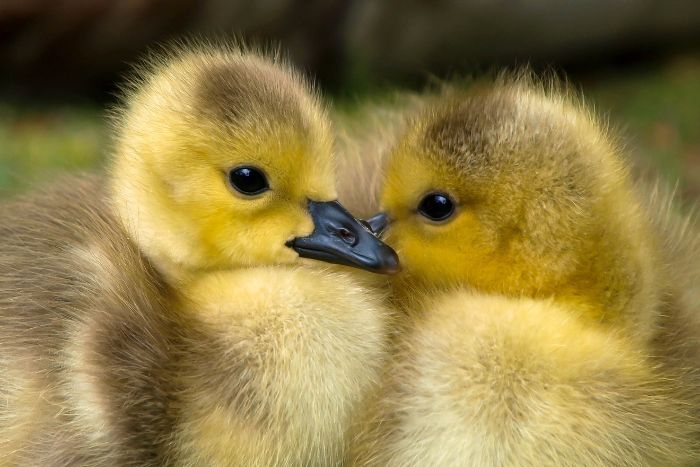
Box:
418, 192, 455, 222
228, 166, 269, 196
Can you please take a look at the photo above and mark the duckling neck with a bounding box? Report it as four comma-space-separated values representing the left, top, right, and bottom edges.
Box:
394, 226, 661, 342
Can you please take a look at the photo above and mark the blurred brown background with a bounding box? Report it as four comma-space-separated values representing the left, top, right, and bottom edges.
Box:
1, 0, 699, 202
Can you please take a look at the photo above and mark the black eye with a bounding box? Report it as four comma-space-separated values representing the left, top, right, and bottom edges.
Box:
418, 192, 455, 221
228, 166, 269, 196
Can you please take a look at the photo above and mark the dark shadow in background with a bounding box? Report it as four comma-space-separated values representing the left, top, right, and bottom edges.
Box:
1, 0, 700, 101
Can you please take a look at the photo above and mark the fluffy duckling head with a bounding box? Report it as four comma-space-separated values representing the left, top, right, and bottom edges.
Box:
380, 77, 657, 324
111, 44, 397, 280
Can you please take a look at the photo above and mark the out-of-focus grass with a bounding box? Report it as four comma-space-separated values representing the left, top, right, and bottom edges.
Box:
0, 58, 698, 203
0, 104, 106, 193
586, 57, 700, 203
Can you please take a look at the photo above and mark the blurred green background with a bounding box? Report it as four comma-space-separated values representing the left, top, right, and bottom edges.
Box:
1, 0, 699, 203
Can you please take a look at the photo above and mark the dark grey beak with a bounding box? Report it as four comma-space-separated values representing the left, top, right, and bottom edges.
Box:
364, 212, 390, 237
286, 201, 400, 274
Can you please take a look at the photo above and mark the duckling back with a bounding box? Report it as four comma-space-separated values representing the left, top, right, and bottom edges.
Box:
642, 181, 700, 407
0, 176, 179, 464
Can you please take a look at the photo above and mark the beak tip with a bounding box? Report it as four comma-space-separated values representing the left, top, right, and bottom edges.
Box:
379, 251, 401, 274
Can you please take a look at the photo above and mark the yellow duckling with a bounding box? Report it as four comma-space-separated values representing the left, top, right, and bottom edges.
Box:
0, 43, 398, 465
348, 77, 700, 465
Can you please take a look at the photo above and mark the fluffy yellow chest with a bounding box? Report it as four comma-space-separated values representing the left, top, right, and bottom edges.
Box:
171, 266, 389, 466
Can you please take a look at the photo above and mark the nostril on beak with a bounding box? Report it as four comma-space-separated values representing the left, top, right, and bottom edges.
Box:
338, 227, 357, 245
